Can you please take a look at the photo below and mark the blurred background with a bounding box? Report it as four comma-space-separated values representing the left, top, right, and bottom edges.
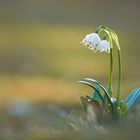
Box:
0, 0, 140, 139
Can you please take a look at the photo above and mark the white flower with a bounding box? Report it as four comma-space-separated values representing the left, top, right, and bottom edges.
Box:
81, 32, 111, 53
81, 33, 101, 52
97, 40, 110, 53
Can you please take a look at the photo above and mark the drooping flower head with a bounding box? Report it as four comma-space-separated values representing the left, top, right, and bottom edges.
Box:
81, 33, 101, 52
97, 40, 110, 53
81, 30, 111, 53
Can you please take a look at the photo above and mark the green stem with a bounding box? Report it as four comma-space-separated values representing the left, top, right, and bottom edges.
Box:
108, 48, 113, 95
116, 49, 122, 101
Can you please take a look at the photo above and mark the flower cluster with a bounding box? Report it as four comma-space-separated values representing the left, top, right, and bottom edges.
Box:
81, 33, 110, 53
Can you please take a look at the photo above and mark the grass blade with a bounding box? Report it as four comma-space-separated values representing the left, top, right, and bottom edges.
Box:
83, 78, 113, 107
78, 80, 105, 107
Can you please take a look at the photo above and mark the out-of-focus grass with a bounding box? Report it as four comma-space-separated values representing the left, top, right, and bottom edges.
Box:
0, 100, 140, 140
0, 75, 81, 105
0, 75, 139, 105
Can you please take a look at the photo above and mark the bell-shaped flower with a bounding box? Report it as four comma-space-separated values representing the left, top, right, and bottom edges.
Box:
81, 33, 101, 52
97, 40, 110, 53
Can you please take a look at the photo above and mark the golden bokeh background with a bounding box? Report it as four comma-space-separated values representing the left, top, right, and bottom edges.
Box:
0, 0, 140, 105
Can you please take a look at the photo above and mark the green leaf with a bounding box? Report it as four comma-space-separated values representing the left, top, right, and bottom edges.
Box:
78, 80, 105, 108
83, 78, 113, 109
125, 88, 140, 110
92, 84, 101, 102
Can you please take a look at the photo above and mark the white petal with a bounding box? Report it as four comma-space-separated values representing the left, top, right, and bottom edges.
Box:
81, 33, 101, 49
86, 33, 101, 45
81, 34, 91, 44
97, 40, 110, 53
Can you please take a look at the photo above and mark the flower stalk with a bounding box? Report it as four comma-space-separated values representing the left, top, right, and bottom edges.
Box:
97, 26, 114, 95
117, 48, 122, 101
108, 48, 113, 95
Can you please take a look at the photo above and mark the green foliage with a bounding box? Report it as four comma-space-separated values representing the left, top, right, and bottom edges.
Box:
125, 88, 140, 109
79, 78, 140, 124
